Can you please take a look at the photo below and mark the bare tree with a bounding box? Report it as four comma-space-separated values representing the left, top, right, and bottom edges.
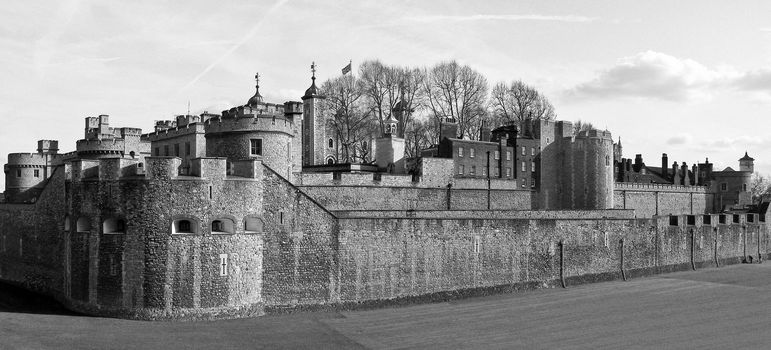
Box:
750, 172, 771, 204
320, 74, 375, 163
572, 119, 595, 135
490, 80, 556, 124
404, 117, 437, 158
423, 61, 489, 140
360, 61, 425, 138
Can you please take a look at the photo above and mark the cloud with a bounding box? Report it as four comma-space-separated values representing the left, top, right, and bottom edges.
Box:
733, 69, 771, 92
404, 14, 596, 23
565, 51, 740, 101
666, 133, 693, 145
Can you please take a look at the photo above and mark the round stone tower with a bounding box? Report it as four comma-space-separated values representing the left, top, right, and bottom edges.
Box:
205, 74, 302, 179
561, 129, 614, 210
4, 140, 60, 203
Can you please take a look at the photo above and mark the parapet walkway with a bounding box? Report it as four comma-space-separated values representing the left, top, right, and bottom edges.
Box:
2, 264, 770, 349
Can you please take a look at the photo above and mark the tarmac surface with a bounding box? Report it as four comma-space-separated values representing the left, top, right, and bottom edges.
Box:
1, 263, 770, 349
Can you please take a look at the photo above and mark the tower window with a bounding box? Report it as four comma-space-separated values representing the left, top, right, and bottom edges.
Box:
458, 147, 464, 157
250, 139, 263, 156
605, 155, 610, 166
506, 151, 511, 161
531, 162, 535, 172
174, 143, 180, 156
458, 165, 464, 175
470, 165, 476, 176
16, 169, 21, 177
721, 183, 727, 191
506, 167, 512, 177
469, 148, 475, 158
521, 162, 526, 172
164, 145, 169, 156
154, 147, 159, 156
743, 184, 748, 192
185, 142, 191, 156
521, 146, 525, 156
328, 138, 334, 148
34, 169, 40, 177
531, 148, 535, 156
494, 151, 500, 160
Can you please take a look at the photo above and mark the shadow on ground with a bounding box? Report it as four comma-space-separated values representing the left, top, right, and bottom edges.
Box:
0, 281, 81, 316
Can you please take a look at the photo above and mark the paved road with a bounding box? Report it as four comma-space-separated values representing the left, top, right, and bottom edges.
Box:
2, 264, 770, 349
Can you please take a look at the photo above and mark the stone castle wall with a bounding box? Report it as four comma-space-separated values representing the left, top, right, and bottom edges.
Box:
614, 183, 713, 217
0, 156, 767, 320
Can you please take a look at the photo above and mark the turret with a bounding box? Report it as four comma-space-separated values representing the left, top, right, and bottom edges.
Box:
301, 63, 327, 167
739, 151, 754, 173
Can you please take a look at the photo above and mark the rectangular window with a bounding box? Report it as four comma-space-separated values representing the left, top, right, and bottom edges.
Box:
506, 151, 511, 161
16, 169, 21, 177
482, 167, 487, 176
531, 148, 535, 156
521, 146, 525, 156
494, 151, 500, 160
743, 184, 748, 192
174, 143, 180, 156
531, 162, 535, 172
219, 254, 228, 276
154, 147, 159, 156
459, 165, 464, 175
250, 139, 263, 156
531, 179, 537, 188
164, 145, 169, 156
185, 142, 191, 156
458, 147, 464, 157
470, 165, 476, 176
495, 167, 500, 177
506, 167, 511, 177
469, 148, 475, 158
34, 169, 40, 177
721, 183, 727, 191
522, 162, 526, 172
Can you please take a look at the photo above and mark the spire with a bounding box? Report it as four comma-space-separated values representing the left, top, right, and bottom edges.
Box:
303, 62, 321, 99
246, 72, 263, 106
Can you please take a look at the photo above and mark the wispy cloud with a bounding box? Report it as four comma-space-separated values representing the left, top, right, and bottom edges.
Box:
178, 0, 290, 93
404, 14, 597, 23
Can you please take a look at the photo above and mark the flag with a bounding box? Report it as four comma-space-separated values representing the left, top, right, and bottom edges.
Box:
342, 61, 351, 75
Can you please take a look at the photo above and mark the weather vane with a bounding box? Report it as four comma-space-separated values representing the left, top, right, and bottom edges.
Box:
311, 61, 316, 78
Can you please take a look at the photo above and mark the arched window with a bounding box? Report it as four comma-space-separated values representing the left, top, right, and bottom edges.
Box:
211, 218, 235, 234
103, 218, 126, 234
328, 138, 334, 148
244, 217, 264, 233
327, 158, 334, 165
172, 218, 199, 234
64, 215, 71, 231
76, 217, 91, 233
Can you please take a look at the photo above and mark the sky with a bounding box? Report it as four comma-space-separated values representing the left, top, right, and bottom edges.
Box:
2, 0, 771, 189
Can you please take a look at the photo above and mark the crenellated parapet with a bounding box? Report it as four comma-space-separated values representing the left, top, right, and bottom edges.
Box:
142, 123, 206, 141
64, 157, 264, 182
615, 182, 708, 193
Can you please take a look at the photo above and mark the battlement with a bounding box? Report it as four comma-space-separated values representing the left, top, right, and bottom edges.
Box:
575, 129, 613, 140
142, 122, 206, 141
7, 152, 63, 166
205, 113, 294, 136
65, 156, 263, 182
615, 182, 708, 193
659, 213, 765, 228
293, 171, 531, 190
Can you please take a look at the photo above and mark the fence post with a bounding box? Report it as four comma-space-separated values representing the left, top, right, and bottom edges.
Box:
714, 227, 719, 268
620, 238, 627, 281
559, 240, 566, 288
690, 229, 696, 271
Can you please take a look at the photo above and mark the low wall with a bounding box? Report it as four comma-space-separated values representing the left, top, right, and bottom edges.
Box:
298, 185, 533, 211
614, 183, 713, 217
332, 214, 769, 305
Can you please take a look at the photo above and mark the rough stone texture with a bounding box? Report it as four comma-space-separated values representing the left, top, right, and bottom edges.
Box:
614, 183, 711, 218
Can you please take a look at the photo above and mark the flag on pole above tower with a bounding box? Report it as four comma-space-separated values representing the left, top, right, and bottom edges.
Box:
342, 60, 352, 75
